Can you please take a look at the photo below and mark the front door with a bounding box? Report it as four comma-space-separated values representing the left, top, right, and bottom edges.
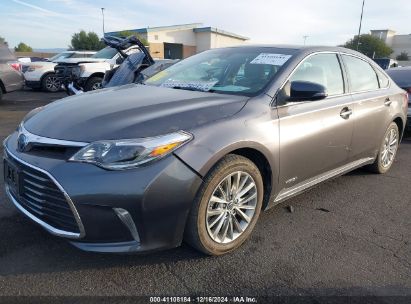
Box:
276, 53, 354, 190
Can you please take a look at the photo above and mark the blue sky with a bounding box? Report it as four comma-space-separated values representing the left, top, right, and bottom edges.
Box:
1, 0, 410, 49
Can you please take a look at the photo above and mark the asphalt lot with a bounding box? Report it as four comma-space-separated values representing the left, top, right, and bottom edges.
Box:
0, 89, 410, 297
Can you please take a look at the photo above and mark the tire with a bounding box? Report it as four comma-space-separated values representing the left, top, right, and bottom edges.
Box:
185, 154, 264, 255
84, 77, 103, 92
0, 89, 3, 101
367, 122, 399, 174
41, 73, 61, 92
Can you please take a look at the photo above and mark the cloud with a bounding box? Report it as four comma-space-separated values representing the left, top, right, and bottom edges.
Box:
11, 0, 59, 16
2, 0, 411, 49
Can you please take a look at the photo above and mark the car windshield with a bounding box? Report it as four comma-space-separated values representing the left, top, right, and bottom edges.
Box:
49, 52, 74, 61
91, 47, 118, 59
145, 48, 293, 96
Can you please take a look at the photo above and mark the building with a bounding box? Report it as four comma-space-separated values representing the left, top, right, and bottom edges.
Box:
371, 29, 411, 58
106, 23, 249, 59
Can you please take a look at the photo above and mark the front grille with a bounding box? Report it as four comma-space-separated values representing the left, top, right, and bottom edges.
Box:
7, 155, 81, 234
54, 64, 80, 84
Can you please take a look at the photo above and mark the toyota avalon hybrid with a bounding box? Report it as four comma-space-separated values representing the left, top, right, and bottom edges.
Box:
3, 46, 408, 255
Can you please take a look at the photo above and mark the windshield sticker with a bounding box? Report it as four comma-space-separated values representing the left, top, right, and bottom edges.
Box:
250, 53, 292, 66
161, 79, 218, 92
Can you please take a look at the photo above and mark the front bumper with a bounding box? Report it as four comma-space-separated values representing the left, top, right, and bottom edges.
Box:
3, 132, 203, 253
24, 80, 42, 89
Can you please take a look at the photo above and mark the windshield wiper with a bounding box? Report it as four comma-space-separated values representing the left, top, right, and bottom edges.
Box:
170, 86, 215, 93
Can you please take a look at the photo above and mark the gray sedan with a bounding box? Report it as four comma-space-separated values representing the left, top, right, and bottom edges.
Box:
3, 46, 408, 255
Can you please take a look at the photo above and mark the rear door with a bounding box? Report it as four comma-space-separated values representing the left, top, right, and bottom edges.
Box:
277, 52, 355, 189
341, 54, 394, 161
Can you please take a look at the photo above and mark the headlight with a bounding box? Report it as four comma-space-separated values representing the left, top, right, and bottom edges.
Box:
69, 131, 192, 170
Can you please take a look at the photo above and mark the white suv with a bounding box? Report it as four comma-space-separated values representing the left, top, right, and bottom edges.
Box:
22, 51, 95, 92
54, 46, 139, 91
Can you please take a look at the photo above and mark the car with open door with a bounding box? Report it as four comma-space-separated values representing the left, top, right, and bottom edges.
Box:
3, 46, 407, 255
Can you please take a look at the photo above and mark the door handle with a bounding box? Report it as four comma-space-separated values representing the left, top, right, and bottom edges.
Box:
340, 107, 352, 119
384, 97, 392, 106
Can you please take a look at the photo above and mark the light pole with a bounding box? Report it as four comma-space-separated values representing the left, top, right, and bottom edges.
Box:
101, 8, 105, 36
303, 35, 309, 46
356, 0, 365, 51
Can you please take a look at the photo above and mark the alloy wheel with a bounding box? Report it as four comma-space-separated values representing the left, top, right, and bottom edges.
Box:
45, 75, 60, 92
206, 171, 258, 244
381, 128, 398, 168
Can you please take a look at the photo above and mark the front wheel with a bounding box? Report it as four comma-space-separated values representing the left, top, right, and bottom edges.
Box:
185, 154, 263, 255
41, 73, 61, 92
367, 122, 399, 174
84, 77, 103, 92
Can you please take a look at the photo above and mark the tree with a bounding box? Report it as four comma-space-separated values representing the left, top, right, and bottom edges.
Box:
69, 30, 105, 51
396, 52, 409, 61
14, 42, 33, 52
115, 30, 149, 46
0, 36, 7, 45
342, 34, 393, 58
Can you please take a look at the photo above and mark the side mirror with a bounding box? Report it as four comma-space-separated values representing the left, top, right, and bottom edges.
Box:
289, 80, 328, 102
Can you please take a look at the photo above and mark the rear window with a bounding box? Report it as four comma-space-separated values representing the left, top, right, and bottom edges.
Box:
343, 55, 379, 92
375, 69, 390, 88
0, 44, 16, 62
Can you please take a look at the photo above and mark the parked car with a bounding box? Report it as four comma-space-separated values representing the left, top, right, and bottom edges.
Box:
374, 58, 398, 70
386, 67, 411, 130
22, 51, 96, 92
0, 44, 24, 101
3, 46, 408, 255
54, 45, 141, 92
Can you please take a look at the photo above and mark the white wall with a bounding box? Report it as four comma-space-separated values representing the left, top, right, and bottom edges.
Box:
147, 29, 196, 46
210, 33, 246, 49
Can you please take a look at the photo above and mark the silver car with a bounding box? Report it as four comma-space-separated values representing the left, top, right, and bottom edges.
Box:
0, 44, 24, 101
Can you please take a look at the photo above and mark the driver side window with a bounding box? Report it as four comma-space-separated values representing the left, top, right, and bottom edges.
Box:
290, 53, 344, 96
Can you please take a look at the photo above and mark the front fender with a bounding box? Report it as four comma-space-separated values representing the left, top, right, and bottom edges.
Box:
174, 94, 279, 196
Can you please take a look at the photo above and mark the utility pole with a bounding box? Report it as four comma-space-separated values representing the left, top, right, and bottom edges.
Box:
356, 0, 365, 51
101, 8, 105, 36
303, 35, 309, 46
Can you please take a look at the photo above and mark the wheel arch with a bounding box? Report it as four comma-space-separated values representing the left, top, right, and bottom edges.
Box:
87, 72, 105, 80
393, 116, 405, 140
195, 142, 276, 211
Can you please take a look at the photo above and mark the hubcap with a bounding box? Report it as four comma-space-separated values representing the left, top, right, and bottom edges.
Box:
206, 171, 258, 244
381, 128, 398, 168
45, 75, 60, 91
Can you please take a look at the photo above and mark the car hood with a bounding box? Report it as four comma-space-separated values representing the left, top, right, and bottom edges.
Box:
24, 84, 249, 142
55, 58, 109, 64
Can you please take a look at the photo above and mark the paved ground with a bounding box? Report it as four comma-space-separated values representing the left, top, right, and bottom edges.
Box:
0, 89, 410, 297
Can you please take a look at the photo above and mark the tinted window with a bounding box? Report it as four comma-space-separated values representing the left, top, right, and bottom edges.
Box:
290, 53, 344, 96
375, 69, 390, 88
343, 55, 379, 92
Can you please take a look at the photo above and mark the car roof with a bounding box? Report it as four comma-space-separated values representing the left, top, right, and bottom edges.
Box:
217, 44, 368, 59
